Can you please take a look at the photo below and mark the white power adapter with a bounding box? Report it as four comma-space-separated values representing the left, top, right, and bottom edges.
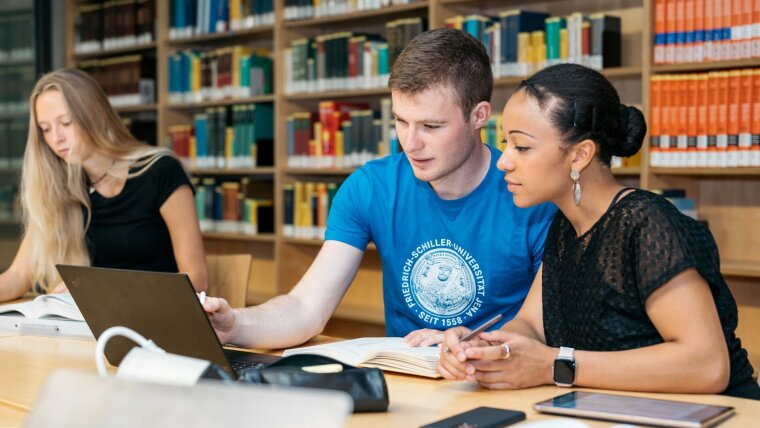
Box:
96, 326, 220, 387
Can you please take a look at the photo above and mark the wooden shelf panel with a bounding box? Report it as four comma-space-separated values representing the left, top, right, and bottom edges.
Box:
722, 260, 760, 278
611, 166, 641, 176
284, 167, 355, 176
113, 104, 158, 113
0, 58, 34, 67
284, 2, 428, 28
285, 87, 389, 100
73, 42, 157, 61
653, 59, 760, 73
494, 66, 642, 88
651, 167, 760, 177
167, 26, 274, 47
202, 232, 275, 243
167, 95, 274, 110
0, 112, 27, 120
283, 237, 377, 251
189, 167, 275, 175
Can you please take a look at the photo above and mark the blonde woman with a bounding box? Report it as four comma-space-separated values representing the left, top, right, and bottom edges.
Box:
0, 68, 207, 302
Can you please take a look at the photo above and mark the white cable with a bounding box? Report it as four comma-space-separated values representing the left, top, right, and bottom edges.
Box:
95, 326, 165, 378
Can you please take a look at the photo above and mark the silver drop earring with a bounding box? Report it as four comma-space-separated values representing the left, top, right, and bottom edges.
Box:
570, 170, 581, 206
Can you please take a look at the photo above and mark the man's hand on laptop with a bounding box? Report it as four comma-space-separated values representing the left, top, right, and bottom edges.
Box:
201, 297, 237, 344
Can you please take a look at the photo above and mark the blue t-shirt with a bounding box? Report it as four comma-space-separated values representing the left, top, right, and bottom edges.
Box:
325, 145, 556, 337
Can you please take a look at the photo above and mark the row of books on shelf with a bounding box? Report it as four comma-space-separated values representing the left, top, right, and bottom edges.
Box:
282, 181, 339, 240
193, 177, 274, 235
0, 12, 34, 62
284, 17, 424, 94
654, 0, 760, 65
287, 99, 396, 169
649, 68, 760, 167
448, 11, 621, 78
167, 47, 272, 104
0, 65, 34, 114
169, 0, 274, 40
79, 55, 156, 108
169, 103, 274, 169
284, 0, 420, 21
74, 0, 155, 54
0, 121, 27, 168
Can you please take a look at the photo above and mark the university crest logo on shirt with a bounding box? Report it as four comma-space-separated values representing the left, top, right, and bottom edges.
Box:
400, 239, 486, 328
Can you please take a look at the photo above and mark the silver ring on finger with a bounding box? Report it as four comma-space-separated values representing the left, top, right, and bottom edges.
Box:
502, 343, 511, 359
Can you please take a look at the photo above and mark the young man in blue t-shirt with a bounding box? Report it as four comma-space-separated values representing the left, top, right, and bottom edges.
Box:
202, 28, 556, 349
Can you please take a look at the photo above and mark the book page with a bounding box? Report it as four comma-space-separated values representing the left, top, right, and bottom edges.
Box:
283, 337, 441, 377
30, 293, 85, 321
0, 300, 34, 318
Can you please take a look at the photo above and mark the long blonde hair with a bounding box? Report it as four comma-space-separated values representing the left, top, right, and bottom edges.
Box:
22, 68, 175, 291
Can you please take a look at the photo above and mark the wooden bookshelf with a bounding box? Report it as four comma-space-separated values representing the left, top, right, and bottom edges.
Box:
283, 2, 429, 28
72, 42, 157, 61
189, 167, 276, 176
113, 104, 158, 114
166, 26, 275, 47
652, 58, 760, 73
62, 0, 760, 352
167, 95, 275, 110
202, 232, 275, 243
284, 88, 390, 101
650, 168, 760, 177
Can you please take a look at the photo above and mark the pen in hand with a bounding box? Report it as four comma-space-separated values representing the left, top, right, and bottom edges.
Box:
444, 313, 503, 353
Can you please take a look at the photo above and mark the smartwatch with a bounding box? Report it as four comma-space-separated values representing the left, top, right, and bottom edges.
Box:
552, 346, 576, 387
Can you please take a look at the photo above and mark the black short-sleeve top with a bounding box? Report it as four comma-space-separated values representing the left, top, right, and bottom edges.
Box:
85, 155, 192, 273
542, 189, 754, 390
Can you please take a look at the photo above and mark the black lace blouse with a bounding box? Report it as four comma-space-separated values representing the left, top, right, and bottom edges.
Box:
542, 189, 754, 391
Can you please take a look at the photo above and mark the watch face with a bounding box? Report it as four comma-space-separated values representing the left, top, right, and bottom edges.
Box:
553, 359, 576, 385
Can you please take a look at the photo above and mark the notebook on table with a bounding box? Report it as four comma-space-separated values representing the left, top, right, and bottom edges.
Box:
55, 264, 280, 379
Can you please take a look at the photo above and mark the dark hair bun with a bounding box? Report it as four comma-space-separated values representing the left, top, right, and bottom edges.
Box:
613, 105, 647, 158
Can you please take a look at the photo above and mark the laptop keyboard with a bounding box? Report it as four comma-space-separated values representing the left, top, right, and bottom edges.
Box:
231, 360, 268, 373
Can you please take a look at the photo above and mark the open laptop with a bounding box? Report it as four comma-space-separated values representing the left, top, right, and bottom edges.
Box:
56, 264, 280, 379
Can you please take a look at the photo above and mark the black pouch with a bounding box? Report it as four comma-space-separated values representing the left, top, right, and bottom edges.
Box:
237, 354, 389, 413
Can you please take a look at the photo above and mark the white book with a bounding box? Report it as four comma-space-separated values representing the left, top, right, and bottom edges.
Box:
283, 337, 441, 378
0, 293, 93, 340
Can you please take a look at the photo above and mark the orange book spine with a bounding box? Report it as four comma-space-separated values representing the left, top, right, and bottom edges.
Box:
697, 74, 710, 166
707, 72, 720, 164
677, 75, 690, 165
731, 0, 742, 59
695, 0, 705, 61
651, 76, 663, 165
705, 0, 715, 60
655, 0, 667, 64
664, 75, 677, 164
722, 0, 732, 59
685, 0, 696, 62
676, 0, 687, 62
666, 0, 677, 62
727, 70, 742, 165
717, 71, 730, 166
711, 0, 720, 61
738, 69, 753, 165
752, 69, 760, 166
740, 0, 752, 58
755, 0, 760, 58
687, 74, 699, 165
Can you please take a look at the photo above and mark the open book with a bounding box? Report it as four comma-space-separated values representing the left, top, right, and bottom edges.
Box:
283, 337, 441, 378
0, 293, 93, 339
